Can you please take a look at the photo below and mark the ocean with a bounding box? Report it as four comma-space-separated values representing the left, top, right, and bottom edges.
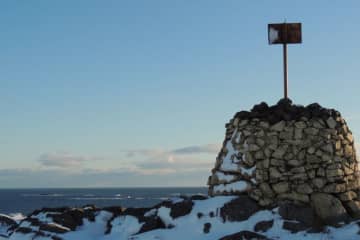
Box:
0, 187, 207, 215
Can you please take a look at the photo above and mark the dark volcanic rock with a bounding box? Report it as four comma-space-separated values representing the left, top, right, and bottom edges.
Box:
282, 221, 309, 233
254, 220, 274, 233
203, 222, 211, 234
251, 102, 269, 113
121, 207, 151, 222
51, 236, 64, 240
103, 206, 123, 217
15, 227, 33, 234
30, 207, 70, 216
156, 199, 194, 219
278, 202, 316, 226
25, 217, 42, 227
48, 209, 85, 231
279, 202, 326, 233
234, 98, 339, 124
219, 230, 270, 240
0, 215, 18, 227
117, 207, 168, 234
169, 200, 194, 218
39, 223, 70, 234
0, 215, 18, 233
220, 196, 259, 222
138, 216, 166, 234
33, 230, 49, 238
190, 194, 208, 201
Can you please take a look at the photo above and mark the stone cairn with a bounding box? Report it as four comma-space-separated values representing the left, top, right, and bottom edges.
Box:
208, 99, 360, 223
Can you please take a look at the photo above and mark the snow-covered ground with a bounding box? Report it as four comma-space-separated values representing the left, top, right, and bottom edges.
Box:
1, 196, 360, 240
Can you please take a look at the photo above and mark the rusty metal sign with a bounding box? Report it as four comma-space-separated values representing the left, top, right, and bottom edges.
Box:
268, 23, 302, 44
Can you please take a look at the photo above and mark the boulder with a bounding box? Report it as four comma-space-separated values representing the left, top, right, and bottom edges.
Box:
278, 202, 316, 226
282, 221, 309, 233
0, 215, 18, 232
203, 222, 211, 234
157, 199, 194, 219
220, 196, 259, 222
15, 227, 33, 234
49, 209, 84, 231
343, 200, 360, 219
121, 207, 151, 222
138, 216, 166, 234
169, 200, 193, 218
219, 230, 270, 240
311, 193, 350, 225
254, 220, 274, 233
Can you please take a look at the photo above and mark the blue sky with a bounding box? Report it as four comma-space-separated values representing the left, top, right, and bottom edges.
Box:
1, 1, 360, 187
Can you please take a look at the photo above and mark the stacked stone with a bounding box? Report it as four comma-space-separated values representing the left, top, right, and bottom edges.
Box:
208, 99, 360, 220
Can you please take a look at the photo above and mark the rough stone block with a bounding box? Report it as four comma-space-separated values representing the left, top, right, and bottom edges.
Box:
326, 117, 337, 129
323, 183, 347, 193
296, 183, 313, 194
270, 121, 285, 132
338, 191, 357, 202
343, 200, 360, 219
272, 182, 289, 194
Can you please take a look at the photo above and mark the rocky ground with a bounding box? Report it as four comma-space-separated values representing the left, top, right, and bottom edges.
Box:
1, 195, 360, 240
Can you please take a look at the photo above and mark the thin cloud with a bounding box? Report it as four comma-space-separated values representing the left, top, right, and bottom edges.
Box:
126, 143, 220, 158
125, 149, 167, 158
171, 144, 220, 155
121, 143, 219, 175
38, 151, 98, 168
28, 143, 219, 186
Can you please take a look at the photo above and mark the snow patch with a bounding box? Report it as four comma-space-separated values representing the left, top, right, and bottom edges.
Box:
105, 215, 143, 239
157, 207, 174, 227
213, 181, 249, 194
215, 171, 236, 182
220, 131, 240, 172
240, 166, 255, 176
269, 27, 279, 43
144, 209, 157, 218
8, 213, 26, 222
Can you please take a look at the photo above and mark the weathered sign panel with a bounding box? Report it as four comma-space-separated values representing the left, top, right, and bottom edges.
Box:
268, 23, 302, 44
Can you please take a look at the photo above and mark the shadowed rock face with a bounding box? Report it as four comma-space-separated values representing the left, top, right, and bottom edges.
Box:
208, 99, 360, 224
234, 98, 340, 124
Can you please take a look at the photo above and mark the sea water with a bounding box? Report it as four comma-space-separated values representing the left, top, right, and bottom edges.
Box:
0, 187, 207, 215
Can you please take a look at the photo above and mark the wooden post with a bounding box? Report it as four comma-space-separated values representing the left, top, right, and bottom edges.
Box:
283, 43, 288, 99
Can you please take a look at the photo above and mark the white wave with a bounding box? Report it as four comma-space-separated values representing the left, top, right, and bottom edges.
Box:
70, 197, 123, 200
22, 193, 64, 197
9, 213, 26, 221
170, 193, 181, 196
82, 194, 95, 197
